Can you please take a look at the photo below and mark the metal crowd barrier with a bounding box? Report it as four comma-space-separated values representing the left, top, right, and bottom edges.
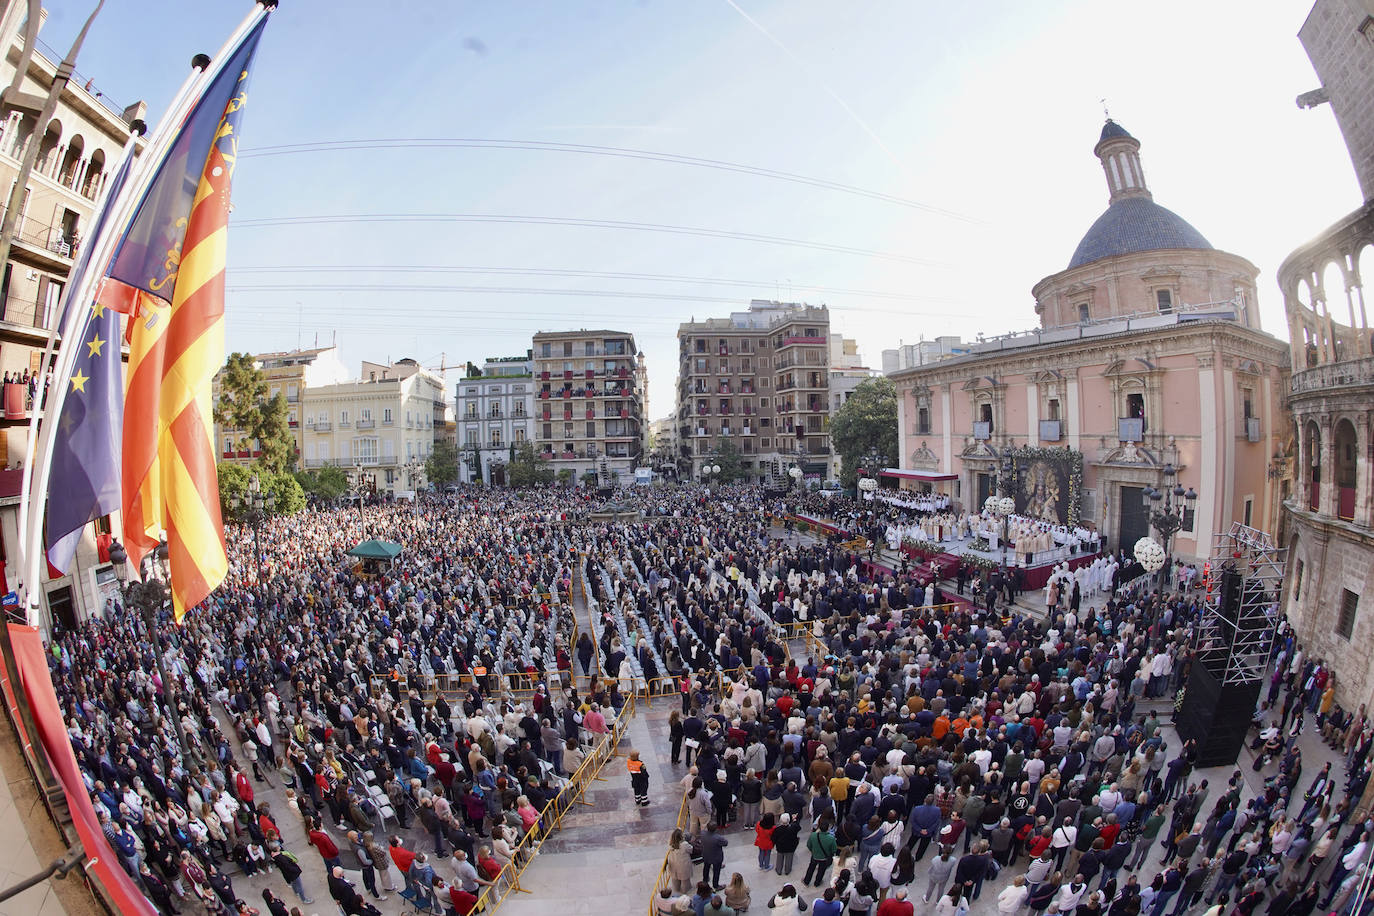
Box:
472, 691, 636, 913
647, 790, 692, 915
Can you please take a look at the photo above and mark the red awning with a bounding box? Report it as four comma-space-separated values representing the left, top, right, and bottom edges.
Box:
879, 468, 957, 482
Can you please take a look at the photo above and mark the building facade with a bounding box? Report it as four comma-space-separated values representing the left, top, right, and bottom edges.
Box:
214, 346, 348, 467
675, 301, 833, 483
300, 359, 446, 495
0, 13, 146, 633
1280, 0, 1374, 711
890, 121, 1289, 561
455, 352, 535, 485
828, 333, 877, 478
531, 330, 647, 482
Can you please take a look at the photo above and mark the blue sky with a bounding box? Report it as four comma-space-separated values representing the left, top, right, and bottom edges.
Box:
44, 0, 1360, 414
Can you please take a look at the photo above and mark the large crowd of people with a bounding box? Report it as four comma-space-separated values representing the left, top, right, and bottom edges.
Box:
18, 482, 1370, 916
648, 491, 1372, 916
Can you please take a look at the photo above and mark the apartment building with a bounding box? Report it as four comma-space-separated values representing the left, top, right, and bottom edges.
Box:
455, 351, 535, 485
828, 334, 878, 478
0, 11, 145, 633
532, 329, 647, 483
301, 359, 447, 495
676, 300, 832, 483
215, 346, 348, 467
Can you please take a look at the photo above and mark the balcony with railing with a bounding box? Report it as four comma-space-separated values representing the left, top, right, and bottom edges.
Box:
355, 418, 375, 429
1290, 356, 1374, 395
3, 213, 78, 265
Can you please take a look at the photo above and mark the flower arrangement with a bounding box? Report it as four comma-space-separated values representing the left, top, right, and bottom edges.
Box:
1133, 536, 1166, 573
968, 536, 992, 552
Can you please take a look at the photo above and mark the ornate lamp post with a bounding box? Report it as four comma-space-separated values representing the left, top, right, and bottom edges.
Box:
701, 462, 721, 486
405, 459, 424, 517
788, 464, 803, 489
352, 461, 366, 523
231, 473, 275, 580
1142, 462, 1197, 580
107, 539, 189, 760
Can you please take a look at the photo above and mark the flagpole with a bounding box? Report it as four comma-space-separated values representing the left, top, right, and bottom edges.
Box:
16, 1, 274, 630
13, 130, 137, 605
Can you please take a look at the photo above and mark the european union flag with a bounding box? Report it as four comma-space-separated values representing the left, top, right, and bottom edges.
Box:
45, 151, 133, 573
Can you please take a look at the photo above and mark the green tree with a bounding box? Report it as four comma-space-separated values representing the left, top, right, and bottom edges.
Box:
425, 439, 462, 488
556, 468, 575, 486
830, 376, 898, 488
214, 353, 296, 473
710, 438, 747, 482
507, 441, 554, 488
294, 465, 349, 502
264, 471, 305, 516
217, 462, 250, 520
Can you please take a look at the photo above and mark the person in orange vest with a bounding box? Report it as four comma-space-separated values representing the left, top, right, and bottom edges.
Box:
628, 751, 651, 807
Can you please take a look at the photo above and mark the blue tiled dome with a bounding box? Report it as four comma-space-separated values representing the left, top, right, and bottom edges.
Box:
1098, 119, 1133, 143
1068, 197, 1213, 269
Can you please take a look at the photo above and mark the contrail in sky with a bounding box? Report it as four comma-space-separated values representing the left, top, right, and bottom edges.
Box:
721, 0, 906, 173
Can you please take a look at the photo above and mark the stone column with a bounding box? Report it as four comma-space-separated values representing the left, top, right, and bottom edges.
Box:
1359, 413, 1374, 529
1294, 419, 1310, 512
1319, 417, 1337, 518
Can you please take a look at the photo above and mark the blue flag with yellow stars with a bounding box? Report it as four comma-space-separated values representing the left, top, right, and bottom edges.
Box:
45, 151, 133, 573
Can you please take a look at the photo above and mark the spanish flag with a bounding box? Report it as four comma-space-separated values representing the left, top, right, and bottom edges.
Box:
100, 19, 269, 618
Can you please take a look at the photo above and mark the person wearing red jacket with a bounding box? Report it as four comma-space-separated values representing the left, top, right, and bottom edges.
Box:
308, 819, 341, 870
876, 888, 915, 916
389, 835, 417, 897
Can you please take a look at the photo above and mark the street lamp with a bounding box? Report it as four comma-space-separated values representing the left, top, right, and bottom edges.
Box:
788, 464, 803, 489
1141, 462, 1197, 582
405, 459, 424, 517
107, 539, 189, 760
352, 461, 366, 523
702, 463, 721, 485
231, 474, 275, 581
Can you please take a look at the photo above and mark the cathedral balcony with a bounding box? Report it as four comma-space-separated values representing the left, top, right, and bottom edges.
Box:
1290, 355, 1374, 395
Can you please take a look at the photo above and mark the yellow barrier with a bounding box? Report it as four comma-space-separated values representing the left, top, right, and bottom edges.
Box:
647, 789, 693, 915
471, 691, 636, 913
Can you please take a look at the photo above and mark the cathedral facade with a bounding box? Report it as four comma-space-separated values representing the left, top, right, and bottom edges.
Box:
890, 121, 1289, 563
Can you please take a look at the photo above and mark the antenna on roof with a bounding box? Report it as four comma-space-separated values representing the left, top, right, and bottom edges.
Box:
1101, 98, 1110, 120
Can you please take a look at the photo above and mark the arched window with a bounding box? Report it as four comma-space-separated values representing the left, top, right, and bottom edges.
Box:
58, 134, 84, 188
81, 148, 105, 199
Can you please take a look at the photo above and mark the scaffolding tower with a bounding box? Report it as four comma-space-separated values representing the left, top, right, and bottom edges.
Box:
1196, 523, 1285, 686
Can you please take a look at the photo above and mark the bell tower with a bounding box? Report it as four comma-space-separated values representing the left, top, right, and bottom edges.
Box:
1094, 119, 1152, 204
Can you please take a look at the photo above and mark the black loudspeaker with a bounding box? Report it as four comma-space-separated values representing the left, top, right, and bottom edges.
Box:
1217, 570, 1243, 624
1175, 662, 1261, 768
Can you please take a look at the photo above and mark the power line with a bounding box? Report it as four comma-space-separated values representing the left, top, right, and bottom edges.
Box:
224, 283, 955, 317
226, 265, 968, 305
230, 213, 944, 266
238, 137, 977, 222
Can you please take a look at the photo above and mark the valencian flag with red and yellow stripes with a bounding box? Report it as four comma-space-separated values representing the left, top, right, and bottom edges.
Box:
98, 20, 267, 619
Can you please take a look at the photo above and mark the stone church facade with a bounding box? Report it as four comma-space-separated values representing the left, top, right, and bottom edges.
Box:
891, 121, 1289, 562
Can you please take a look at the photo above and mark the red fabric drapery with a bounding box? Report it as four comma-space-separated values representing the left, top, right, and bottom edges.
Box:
1, 623, 157, 915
